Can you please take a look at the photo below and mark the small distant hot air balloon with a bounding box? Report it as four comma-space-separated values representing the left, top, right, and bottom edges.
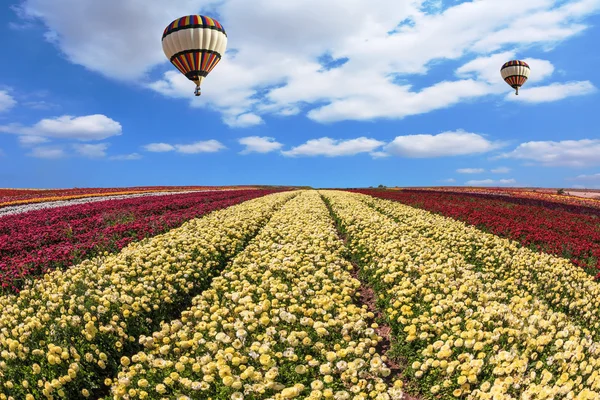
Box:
162, 15, 228, 96
500, 60, 530, 95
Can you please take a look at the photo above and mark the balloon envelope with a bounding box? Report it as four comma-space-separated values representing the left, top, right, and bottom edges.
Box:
501, 60, 530, 95
162, 15, 228, 95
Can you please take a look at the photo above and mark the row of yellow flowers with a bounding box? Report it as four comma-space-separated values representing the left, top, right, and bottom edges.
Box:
0, 191, 296, 399
108, 191, 404, 400
322, 191, 600, 400
360, 194, 600, 337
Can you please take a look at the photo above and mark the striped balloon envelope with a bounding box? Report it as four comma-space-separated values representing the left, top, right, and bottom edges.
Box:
500, 60, 530, 95
162, 15, 228, 96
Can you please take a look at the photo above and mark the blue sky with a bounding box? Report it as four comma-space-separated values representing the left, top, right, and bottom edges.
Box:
0, 0, 599, 189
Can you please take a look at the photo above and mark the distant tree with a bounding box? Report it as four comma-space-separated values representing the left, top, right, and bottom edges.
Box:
378, 184, 386, 189
557, 188, 565, 195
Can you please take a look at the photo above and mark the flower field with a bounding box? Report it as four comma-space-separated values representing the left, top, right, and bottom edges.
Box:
1, 189, 600, 399
351, 189, 600, 277
387, 187, 600, 210
0, 186, 261, 209
0, 191, 295, 399
0, 189, 282, 292
322, 191, 600, 399
0, 190, 202, 218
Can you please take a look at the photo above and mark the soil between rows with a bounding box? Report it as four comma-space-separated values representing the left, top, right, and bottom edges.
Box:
319, 192, 422, 400
90, 193, 298, 399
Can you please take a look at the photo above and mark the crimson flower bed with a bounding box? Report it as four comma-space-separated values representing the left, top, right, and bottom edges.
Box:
351, 189, 600, 278
0, 186, 227, 204
0, 189, 280, 292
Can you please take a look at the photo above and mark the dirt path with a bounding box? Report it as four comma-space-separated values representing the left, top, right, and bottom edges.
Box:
320, 193, 422, 400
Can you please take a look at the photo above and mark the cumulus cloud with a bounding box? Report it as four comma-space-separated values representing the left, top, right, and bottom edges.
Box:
72, 143, 109, 158
466, 178, 517, 186
225, 113, 264, 128
239, 136, 283, 154
23, 100, 60, 110
143, 140, 226, 154
17, 0, 600, 126
505, 81, 596, 103
370, 151, 391, 159
456, 51, 555, 87
27, 146, 66, 159
278, 130, 504, 159
491, 166, 511, 173
500, 139, 600, 167
0, 90, 17, 112
457, 168, 485, 174
109, 153, 142, 160
143, 143, 174, 152
567, 173, 600, 183
282, 137, 385, 157
175, 140, 226, 154
384, 130, 502, 158
15, 0, 220, 80
0, 114, 122, 141
18, 135, 49, 146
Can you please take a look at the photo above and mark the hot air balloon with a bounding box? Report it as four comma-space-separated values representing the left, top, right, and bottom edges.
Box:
500, 60, 530, 95
162, 15, 228, 96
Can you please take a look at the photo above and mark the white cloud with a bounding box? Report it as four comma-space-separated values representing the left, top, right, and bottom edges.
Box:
440, 178, 457, 183
16, 0, 220, 81
456, 53, 596, 101
225, 113, 264, 128
19, 0, 600, 126
500, 139, 600, 167
143, 140, 226, 154
239, 136, 283, 154
27, 146, 66, 159
72, 143, 109, 158
18, 135, 50, 146
505, 81, 596, 103
384, 130, 502, 158
567, 173, 600, 183
282, 137, 385, 157
143, 143, 174, 152
23, 100, 59, 110
491, 166, 511, 173
0, 90, 17, 112
175, 140, 226, 154
456, 51, 555, 87
0, 114, 122, 141
370, 151, 391, 159
109, 153, 142, 160
457, 168, 485, 174
466, 178, 517, 186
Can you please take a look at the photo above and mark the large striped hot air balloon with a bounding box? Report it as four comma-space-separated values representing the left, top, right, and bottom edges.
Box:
162, 15, 228, 96
500, 60, 530, 95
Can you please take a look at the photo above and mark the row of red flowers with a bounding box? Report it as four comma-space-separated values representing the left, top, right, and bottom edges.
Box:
0, 185, 266, 206
0, 186, 196, 201
351, 189, 600, 278
392, 186, 600, 210
0, 189, 281, 292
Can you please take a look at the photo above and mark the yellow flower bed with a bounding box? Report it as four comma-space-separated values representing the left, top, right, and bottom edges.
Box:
109, 191, 404, 400
322, 191, 600, 400
0, 191, 295, 399
359, 194, 600, 335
